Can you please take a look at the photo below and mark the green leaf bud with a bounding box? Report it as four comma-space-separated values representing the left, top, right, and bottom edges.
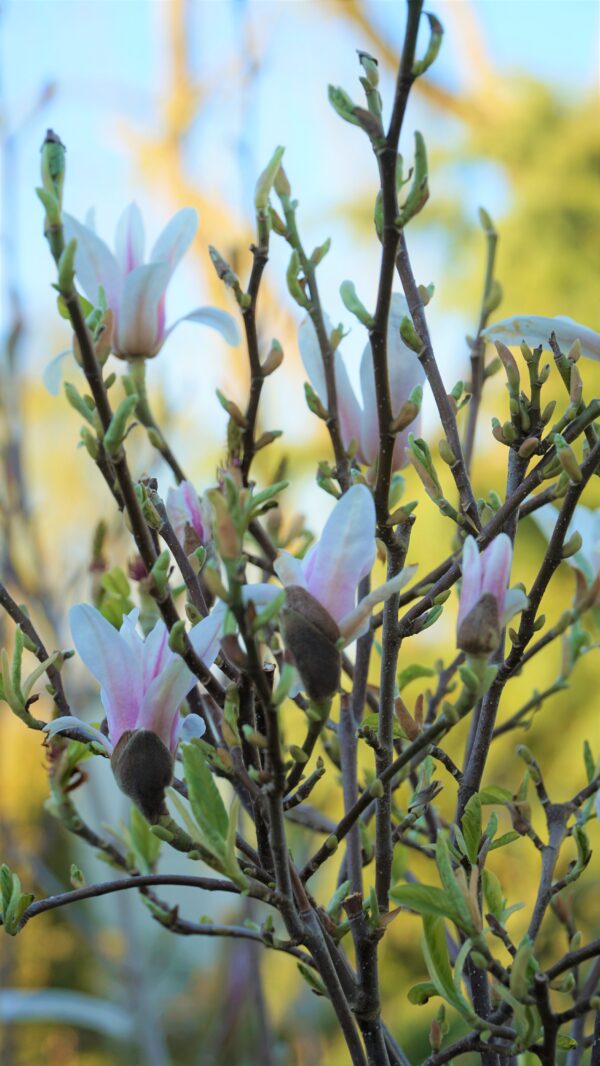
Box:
254, 146, 285, 211
339, 280, 374, 327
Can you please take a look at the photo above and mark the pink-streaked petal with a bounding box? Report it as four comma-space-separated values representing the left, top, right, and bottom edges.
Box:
482, 315, 600, 361
274, 551, 308, 589
63, 213, 120, 312
166, 481, 208, 544
457, 536, 482, 629
116, 262, 171, 356
117, 608, 141, 657
150, 207, 198, 275
42, 715, 112, 753
502, 587, 529, 626
69, 604, 142, 743
140, 619, 172, 689
338, 565, 418, 644
305, 483, 376, 622
138, 658, 196, 751
163, 306, 241, 347
480, 533, 512, 611
43, 349, 73, 396
115, 203, 145, 276
189, 606, 227, 668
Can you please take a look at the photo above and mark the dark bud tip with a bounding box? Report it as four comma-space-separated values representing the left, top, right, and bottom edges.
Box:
111, 729, 174, 823
457, 593, 500, 658
280, 586, 341, 701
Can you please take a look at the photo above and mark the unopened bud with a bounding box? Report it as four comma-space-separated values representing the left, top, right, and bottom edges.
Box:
553, 434, 582, 483
358, 50, 379, 87
304, 382, 329, 420
412, 12, 444, 77
339, 280, 373, 327
254, 146, 285, 211
495, 341, 520, 391
328, 85, 361, 127
438, 439, 457, 466
562, 531, 583, 558
400, 315, 424, 354
518, 436, 540, 459
207, 490, 241, 560
41, 129, 66, 208
216, 389, 247, 428
57, 238, 77, 296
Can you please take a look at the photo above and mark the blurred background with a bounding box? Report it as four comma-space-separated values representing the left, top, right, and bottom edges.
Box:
1, 1, 599, 1063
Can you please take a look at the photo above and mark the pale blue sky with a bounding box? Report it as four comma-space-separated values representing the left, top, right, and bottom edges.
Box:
1, 0, 598, 440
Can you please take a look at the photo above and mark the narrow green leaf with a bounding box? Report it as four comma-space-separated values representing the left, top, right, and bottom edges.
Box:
435, 835, 472, 931
461, 794, 482, 864
421, 915, 475, 1020
182, 740, 229, 860
488, 830, 520, 851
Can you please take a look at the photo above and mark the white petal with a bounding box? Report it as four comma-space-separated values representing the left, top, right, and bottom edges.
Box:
338, 565, 418, 643
138, 657, 196, 751
274, 551, 307, 589
189, 604, 227, 667
150, 207, 198, 274
502, 586, 529, 625
63, 213, 120, 312
43, 349, 73, 396
42, 715, 112, 753
116, 262, 171, 356
69, 604, 142, 745
482, 315, 600, 361
163, 306, 240, 347
115, 203, 145, 276
304, 484, 376, 622
298, 315, 327, 403
457, 536, 482, 630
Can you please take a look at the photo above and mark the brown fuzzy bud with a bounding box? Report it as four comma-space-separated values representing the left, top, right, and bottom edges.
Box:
110, 729, 174, 823
280, 585, 341, 701
456, 593, 500, 658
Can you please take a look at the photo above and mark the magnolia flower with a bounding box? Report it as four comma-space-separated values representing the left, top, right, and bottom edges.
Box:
44, 603, 223, 819
531, 502, 600, 583
457, 533, 528, 658
482, 315, 600, 361
166, 480, 212, 552
249, 484, 416, 700
298, 293, 425, 470
62, 203, 240, 359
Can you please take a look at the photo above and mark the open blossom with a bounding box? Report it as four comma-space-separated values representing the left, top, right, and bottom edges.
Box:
63, 203, 240, 359
247, 484, 416, 700
166, 480, 212, 552
482, 315, 600, 361
298, 293, 426, 470
44, 604, 223, 819
457, 534, 528, 658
